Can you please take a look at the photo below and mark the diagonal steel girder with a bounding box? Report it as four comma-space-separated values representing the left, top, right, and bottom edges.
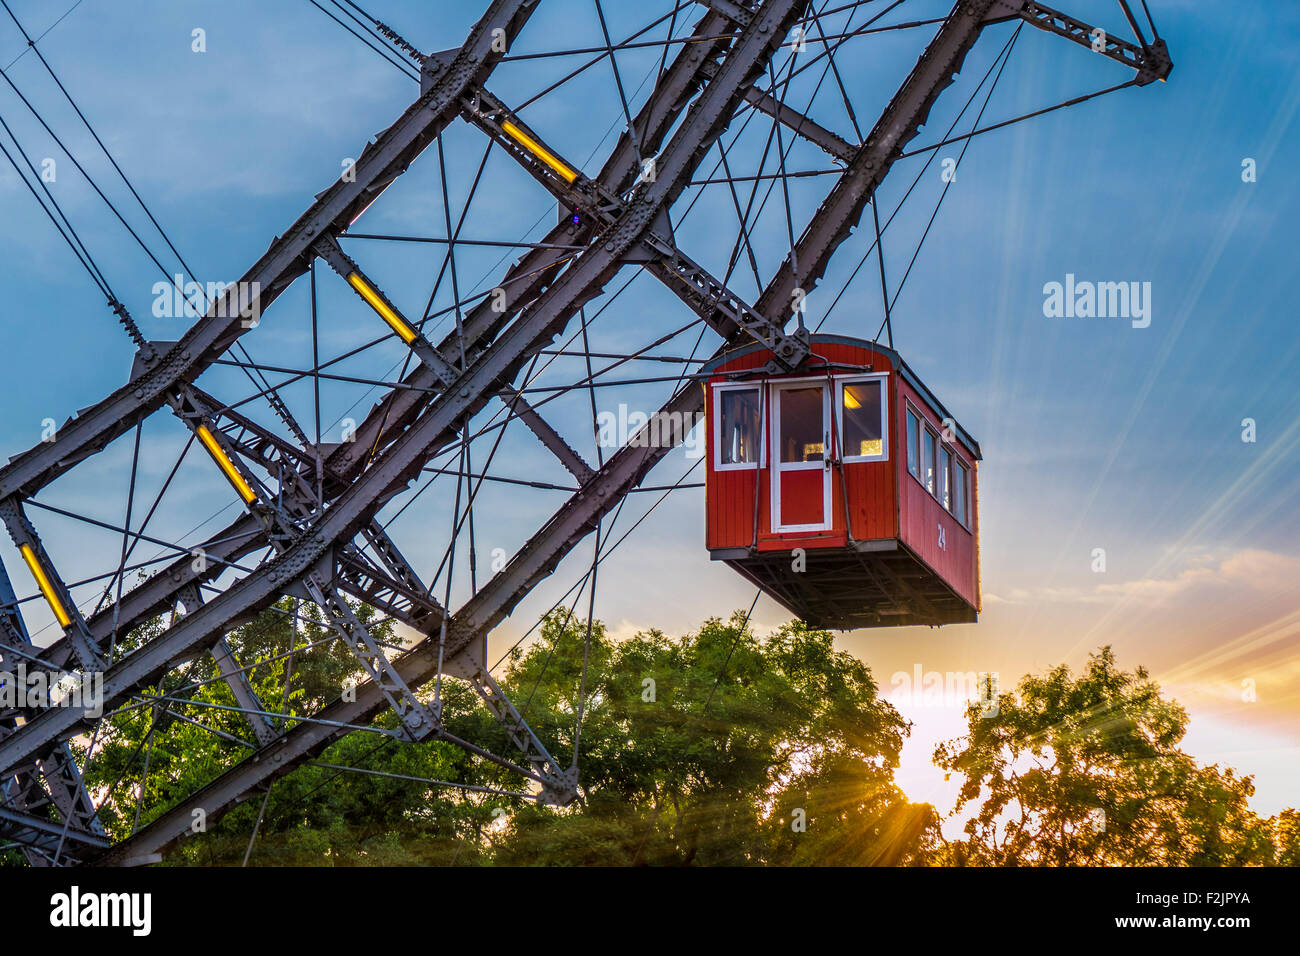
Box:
0, 0, 543, 858
0, 0, 539, 505
988, 0, 1171, 84
1, 0, 809, 825
0, 0, 542, 688
19, 8, 751, 692
458, 82, 811, 367
92, 0, 1038, 866
5, 16, 755, 835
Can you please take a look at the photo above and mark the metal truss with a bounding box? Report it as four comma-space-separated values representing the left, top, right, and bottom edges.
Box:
0, 0, 1172, 864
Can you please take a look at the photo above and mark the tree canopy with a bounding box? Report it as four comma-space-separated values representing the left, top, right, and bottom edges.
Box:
932, 647, 1280, 866
3, 605, 1290, 867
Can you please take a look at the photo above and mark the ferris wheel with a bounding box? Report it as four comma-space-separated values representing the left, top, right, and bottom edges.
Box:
0, 0, 1171, 866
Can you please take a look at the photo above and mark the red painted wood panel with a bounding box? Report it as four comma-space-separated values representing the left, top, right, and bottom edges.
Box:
777, 469, 824, 527
706, 340, 906, 552
705, 336, 980, 615
895, 377, 980, 608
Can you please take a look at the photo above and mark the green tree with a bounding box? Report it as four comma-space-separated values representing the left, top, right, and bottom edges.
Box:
933, 647, 1276, 866
487, 611, 935, 865
76, 605, 934, 865
1270, 809, 1300, 866
80, 598, 492, 865
14, 618, 1297, 867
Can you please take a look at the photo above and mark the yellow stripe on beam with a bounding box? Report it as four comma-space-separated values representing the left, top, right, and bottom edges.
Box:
19, 543, 71, 629
501, 120, 578, 184
196, 424, 258, 504
347, 272, 418, 344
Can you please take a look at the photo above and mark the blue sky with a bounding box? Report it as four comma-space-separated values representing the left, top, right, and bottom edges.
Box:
1, 0, 1298, 826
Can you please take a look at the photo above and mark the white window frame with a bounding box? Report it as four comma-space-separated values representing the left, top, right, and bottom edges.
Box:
904, 398, 974, 531
905, 403, 921, 479
939, 444, 952, 511
835, 373, 889, 464
953, 458, 970, 529
770, 378, 832, 533
921, 423, 938, 496
712, 382, 766, 472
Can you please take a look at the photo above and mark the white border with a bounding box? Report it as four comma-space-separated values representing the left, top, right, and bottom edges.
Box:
904, 402, 921, 480
835, 373, 889, 464
712, 381, 766, 472
905, 397, 973, 531
771, 379, 832, 533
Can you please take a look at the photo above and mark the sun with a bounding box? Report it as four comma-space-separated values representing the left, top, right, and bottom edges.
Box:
888, 693, 976, 840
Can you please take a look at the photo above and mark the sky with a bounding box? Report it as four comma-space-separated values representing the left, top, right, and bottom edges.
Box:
0, 0, 1297, 834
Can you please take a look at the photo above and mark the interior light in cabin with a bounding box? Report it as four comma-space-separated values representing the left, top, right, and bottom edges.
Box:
196, 424, 258, 504
347, 272, 418, 344
501, 120, 578, 183
19, 544, 71, 629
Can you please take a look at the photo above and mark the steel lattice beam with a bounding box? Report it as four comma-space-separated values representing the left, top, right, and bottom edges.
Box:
0, 0, 539, 503
987, 0, 1172, 84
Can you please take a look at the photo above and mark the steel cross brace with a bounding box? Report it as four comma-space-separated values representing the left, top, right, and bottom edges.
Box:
468, 668, 576, 804
312, 235, 462, 386
0, 736, 106, 865
299, 573, 439, 741
168, 388, 449, 746
456, 85, 813, 368
0, 801, 110, 861
314, 231, 599, 485
696, 53, 857, 162
694, 0, 758, 26
174, 584, 279, 748
0, 498, 105, 673
0, 559, 107, 863
986, 0, 1172, 84
0, 0, 542, 504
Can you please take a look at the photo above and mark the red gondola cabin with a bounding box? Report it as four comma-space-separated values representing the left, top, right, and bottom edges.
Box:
703, 335, 980, 629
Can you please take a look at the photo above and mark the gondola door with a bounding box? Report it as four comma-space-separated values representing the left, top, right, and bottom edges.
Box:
771, 381, 831, 533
